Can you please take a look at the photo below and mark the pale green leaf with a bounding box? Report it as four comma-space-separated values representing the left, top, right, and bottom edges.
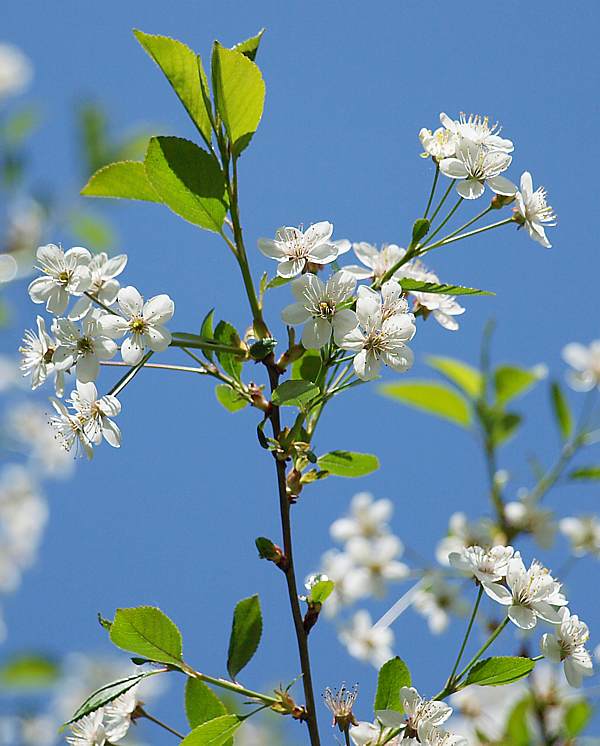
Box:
564, 699, 593, 738
317, 451, 379, 478
550, 381, 573, 441
227, 595, 262, 680
426, 356, 483, 398
494, 365, 545, 406
231, 29, 265, 61
400, 278, 493, 296
211, 44, 265, 155
491, 411, 522, 447
374, 657, 411, 713
503, 696, 532, 746
569, 467, 600, 480
215, 385, 248, 413
309, 580, 335, 604
109, 606, 183, 667
181, 715, 242, 745
464, 656, 535, 687
0, 654, 59, 689
134, 30, 212, 145
144, 137, 227, 233
81, 160, 160, 202
271, 380, 319, 407
185, 678, 228, 729
380, 380, 471, 427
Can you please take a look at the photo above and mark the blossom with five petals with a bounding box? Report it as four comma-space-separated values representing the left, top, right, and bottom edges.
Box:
541, 608, 593, 688
562, 340, 600, 391
439, 112, 513, 153
69, 381, 122, 449
513, 171, 556, 248
258, 222, 339, 277
28, 244, 92, 314
19, 315, 64, 394
439, 140, 517, 200
52, 314, 117, 383
69, 252, 128, 320
449, 545, 514, 586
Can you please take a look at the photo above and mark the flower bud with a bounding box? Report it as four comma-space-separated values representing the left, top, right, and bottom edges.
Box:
491, 193, 516, 209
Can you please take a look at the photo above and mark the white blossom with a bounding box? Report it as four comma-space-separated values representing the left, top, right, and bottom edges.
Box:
19, 315, 64, 394
450, 682, 526, 742
448, 545, 514, 586
257, 222, 339, 277
504, 492, 556, 548
418, 725, 467, 746
66, 710, 106, 746
49, 398, 94, 460
514, 171, 556, 249
343, 243, 406, 282
281, 270, 358, 349
345, 535, 409, 597
560, 515, 600, 557
338, 283, 416, 380
0, 254, 17, 283
412, 291, 465, 331
562, 340, 600, 392
339, 610, 394, 668
439, 112, 513, 153
0, 43, 32, 99
52, 314, 117, 383
419, 127, 458, 161
69, 381, 122, 449
400, 687, 452, 741
413, 573, 468, 633
436, 512, 495, 566
104, 686, 138, 741
439, 139, 516, 200
483, 555, 567, 629
69, 253, 128, 321
28, 245, 92, 314
98, 286, 174, 365
330, 492, 393, 542
541, 608, 593, 688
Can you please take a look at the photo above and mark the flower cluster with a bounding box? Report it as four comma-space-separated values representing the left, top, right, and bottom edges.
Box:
19, 244, 175, 458
420, 112, 556, 247
450, 545, 593, 687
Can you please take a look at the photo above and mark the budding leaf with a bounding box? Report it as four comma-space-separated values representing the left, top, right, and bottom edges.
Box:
200, 308, 215, 361
81, 160, 160, 202
249, 338, 277, 360
411, 218, 430, 244
231, 28, 265, 61
399, 278, 493, 296
379, 380, 471, 427
271, 380, 319, 407
494, 365, 545, 406
215, 384, 248, 413
211, 44, 265, 155
180, 715, 242, 745
185, 678, 228, 729
490, 411, 522, 447
550, 381, 573, 441
374, 657, 411, 713
214, 321, 243, 381
133, 30, 213, 147
0, 654, 59, 688
255, 537, 277, 560
317, 450, 379, 478
227, 595, 262, 680
569, 466, 600, 480
67, 671, 160, 724
426, 356, 483, 399
144, 136, 227, 233
464, 656, 535, 687
309, 580, 334, 604
109, 606, 184, 667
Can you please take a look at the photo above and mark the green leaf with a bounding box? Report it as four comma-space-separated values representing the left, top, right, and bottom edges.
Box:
309, 580, 335, 604
266, 275, 293, 291
271, 380, 319, 407
231, 29, 265, 61
109, 606, 184, 667
81, 160, 160, 202
380, 380, 471, 427
374, 657, 411, 713
68, 671, 159, 723
185, 678, 228, 729
199, 309, 215, 361
291, 350, 322, 384
0, 654, 59, 688
133, 30, 213, 146
411, 218, 430, 244
490, 412, 522, 446
317, 451, 379, 478
494, 365, 545, 406
399, 278, 493, 296
181, 715, 242, 745
503, 696, 532, 746
564, 699, 593, 738
214, 321, 243, 381
144, 137, 227, 233
550, 382, 573, 441
211, 44, 265, 155
215, 385, 248, 413
227, 595, 262, 680
569, 466, 600, 480
464, 656, 535, 687
426, 356, 483, 399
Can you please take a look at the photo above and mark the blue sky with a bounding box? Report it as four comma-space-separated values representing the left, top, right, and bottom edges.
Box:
2, 1, 600, 742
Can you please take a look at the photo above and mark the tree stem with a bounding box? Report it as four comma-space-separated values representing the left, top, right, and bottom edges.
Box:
266, 363, 321, 746
137, 707, 184, 739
